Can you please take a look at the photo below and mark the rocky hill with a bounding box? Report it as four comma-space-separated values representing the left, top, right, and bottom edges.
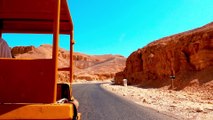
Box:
11, 45, 126, 82
115, 22, 213, 91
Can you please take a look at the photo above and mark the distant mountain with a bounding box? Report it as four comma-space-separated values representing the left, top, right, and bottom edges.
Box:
115, 22, 213, 91
11, 44, 126, 82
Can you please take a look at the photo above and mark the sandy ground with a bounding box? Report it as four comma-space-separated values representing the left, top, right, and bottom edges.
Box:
73, 80, 112, 84
101, 82, 213, 120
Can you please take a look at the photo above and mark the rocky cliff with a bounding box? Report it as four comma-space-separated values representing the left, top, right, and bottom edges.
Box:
115, 22, 213, 90
11, 46, 35, 56
11, 44, 126, 82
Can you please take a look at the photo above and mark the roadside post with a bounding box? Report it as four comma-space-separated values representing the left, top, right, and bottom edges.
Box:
170, 75, 175, 89
123, 79, 127, 87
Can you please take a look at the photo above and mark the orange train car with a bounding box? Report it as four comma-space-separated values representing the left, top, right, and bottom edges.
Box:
0, 0, 80, 119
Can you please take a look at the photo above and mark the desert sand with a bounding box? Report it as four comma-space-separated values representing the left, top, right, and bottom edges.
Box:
101, 82, 213, 120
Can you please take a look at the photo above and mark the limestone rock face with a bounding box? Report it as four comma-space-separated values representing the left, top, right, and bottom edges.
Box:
11, 45, 126, 81
115, 22, 213, 88
11, 46, 35, 56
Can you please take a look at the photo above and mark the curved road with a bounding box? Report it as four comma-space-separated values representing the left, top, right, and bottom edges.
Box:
72, 83, 177, 120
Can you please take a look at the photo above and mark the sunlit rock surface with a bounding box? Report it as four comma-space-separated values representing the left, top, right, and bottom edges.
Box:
115, 22, 213, 89
11, 44, 126, 81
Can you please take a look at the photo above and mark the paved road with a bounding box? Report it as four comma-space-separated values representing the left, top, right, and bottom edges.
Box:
72, 83, 178, 120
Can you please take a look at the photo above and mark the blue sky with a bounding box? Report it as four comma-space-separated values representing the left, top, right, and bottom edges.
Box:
3, 0, 213, 57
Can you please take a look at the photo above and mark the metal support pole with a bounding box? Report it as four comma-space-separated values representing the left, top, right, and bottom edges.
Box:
70, 31, 74, 84
171, 78, 174, 89
0, 30, 2, 38
69, 31, 74, 97
52, 0, 61, 103
170, 50, 175, 90
170, 76, 175, 90
0, 19, 3, 38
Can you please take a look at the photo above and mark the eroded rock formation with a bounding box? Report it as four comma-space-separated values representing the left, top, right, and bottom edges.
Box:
11, 45, 126, 81
115, 22, 213, 89
11, 46, 35, 56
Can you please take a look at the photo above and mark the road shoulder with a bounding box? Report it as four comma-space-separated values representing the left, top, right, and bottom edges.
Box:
101, 83, 213, 120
